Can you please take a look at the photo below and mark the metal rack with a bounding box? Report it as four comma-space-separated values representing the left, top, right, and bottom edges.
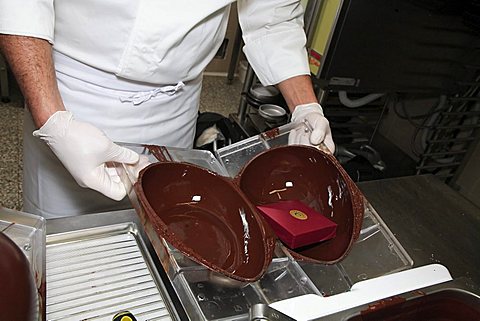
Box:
317, 91, 389, 146
230, 0, 480, 185
416, 74, 480, 184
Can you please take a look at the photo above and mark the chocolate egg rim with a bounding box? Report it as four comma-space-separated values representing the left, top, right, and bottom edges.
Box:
235, 145, 364, 264
135, 161, 276, 282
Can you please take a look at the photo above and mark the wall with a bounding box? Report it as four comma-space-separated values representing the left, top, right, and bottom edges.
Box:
205, 4, 240, 75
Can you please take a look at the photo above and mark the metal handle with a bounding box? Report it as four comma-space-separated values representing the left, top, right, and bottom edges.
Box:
249, 304, 295, 321
301, 119, 333, 155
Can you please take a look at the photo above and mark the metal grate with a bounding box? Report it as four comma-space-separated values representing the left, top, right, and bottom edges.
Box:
46, 233, 172, 321
416, 75, 480, 184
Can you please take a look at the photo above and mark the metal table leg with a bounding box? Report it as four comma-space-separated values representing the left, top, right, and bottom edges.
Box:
237, 64, 256, 125
227, 24, 243, 85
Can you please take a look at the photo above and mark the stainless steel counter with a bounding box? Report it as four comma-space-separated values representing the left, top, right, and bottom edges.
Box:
45, 174, 480, 320
358, 174, 480, 286
46, 210, 188, 321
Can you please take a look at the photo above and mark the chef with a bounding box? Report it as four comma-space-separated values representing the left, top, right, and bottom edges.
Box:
0, 0, 335, 218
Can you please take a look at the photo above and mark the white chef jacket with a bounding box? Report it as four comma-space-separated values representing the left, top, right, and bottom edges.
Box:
0, 0, 310, 86
1, 0, 311, 217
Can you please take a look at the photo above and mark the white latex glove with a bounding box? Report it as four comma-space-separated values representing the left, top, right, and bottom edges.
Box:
125, 154, 152, 180
288, 103, 335, 154
33, 111, 140, 201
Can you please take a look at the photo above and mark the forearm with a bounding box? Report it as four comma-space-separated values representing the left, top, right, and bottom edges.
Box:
276, 75, 318, 112
281, 75, 335, 152
0, 35, 64, 127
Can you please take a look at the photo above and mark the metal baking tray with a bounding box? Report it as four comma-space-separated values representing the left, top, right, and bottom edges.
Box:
46, 222, 176, 321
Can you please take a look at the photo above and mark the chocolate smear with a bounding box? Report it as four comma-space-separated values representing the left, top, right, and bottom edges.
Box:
0, 232, 37, 321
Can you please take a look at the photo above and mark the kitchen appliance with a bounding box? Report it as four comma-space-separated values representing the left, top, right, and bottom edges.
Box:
113, 121, 416, 320
309, 0, 480, 94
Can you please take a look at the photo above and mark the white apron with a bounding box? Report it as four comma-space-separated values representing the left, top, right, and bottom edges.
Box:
23, 51, 202, 218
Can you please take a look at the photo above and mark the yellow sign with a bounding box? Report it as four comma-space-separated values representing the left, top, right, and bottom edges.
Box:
289, 209, 308, 220
308, 0, 343, 75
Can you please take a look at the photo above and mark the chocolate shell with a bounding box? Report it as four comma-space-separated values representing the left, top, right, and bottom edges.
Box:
135, 145, 364, 281
237, 145, 364, 264
135, 162, 276, 282
0, 232, 37, 321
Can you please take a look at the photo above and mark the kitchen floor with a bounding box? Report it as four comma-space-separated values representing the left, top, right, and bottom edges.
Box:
0, 74, 243, 211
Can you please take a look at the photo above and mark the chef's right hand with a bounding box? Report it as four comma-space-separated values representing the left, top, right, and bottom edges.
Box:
288, 103, 335, 154
33, 111, 140, 201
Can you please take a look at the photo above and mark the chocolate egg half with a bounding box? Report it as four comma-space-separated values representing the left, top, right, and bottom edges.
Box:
237, 145, 364, 263
0, 232, 37, 321
135, 162, 276, 282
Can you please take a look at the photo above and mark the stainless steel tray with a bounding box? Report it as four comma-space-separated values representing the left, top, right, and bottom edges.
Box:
46, 222, 175, 321
115, 122, 414, 320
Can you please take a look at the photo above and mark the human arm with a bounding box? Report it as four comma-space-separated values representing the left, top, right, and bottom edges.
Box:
277, 75, 335, 153
0, 35, 64, 127
276, 74, 317, 109
0, 0, 59, 125
0, 35, 140, 200
237, 0, 334, 153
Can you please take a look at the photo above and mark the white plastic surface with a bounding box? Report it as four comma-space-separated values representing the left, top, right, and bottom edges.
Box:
270, 264, 453, 321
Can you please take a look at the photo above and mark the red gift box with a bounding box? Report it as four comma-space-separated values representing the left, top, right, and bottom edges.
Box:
257, 200, 337, 249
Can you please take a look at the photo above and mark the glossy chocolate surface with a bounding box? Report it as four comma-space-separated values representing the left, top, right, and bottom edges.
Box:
0, 232, 37, 321
237, 145, 364, 263
348, 290, 480, 320
135, 162, 276, 282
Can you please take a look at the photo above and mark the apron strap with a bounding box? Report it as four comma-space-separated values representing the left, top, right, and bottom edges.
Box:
119, 81, 185, 105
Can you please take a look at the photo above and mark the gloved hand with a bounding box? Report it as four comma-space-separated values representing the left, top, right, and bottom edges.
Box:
288, 103, 335, 154
33, 111, 140, 201
124, 154, 151, 180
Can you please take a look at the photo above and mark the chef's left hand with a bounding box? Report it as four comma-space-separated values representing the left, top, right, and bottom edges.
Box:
288, 103, 335, 154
